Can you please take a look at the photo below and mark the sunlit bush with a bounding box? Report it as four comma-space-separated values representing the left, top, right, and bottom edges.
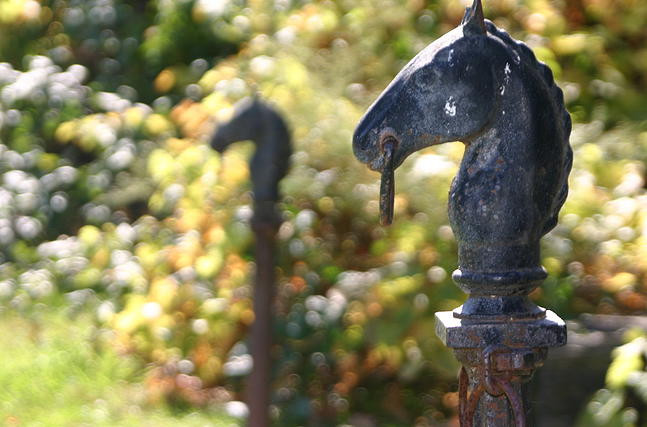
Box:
0, 0, 645, 425
578, 331, 647, 426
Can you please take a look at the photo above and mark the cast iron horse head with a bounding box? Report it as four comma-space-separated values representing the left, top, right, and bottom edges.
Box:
211, 97, 292, 205
353, 0, 572, 292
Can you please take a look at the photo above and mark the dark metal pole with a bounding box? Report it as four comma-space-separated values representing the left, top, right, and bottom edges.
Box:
210, 97, 291, 427
249, 203, 281, 427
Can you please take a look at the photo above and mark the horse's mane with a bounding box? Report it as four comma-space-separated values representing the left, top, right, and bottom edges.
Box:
485, 20, 573, 235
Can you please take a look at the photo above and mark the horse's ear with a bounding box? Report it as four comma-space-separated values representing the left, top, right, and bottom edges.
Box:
462, 0, 486, 35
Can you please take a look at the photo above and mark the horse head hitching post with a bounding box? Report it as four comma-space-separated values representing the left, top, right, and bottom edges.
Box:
211, 96, 292, 427
353, 0, 572, 425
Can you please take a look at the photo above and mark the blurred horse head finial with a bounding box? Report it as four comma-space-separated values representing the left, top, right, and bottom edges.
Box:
210, 97, 292, 204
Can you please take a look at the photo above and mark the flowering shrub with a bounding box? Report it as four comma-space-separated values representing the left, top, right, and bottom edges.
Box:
0, 0, 645, 425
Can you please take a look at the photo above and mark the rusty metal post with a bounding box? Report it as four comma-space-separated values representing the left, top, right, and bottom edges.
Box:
351, 0, 572, 424
437, 293, 566, 426
248, 202, 281, 427
210, 97, 291, 427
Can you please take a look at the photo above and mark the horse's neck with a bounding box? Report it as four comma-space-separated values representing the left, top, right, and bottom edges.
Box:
251, 118, 290, 174
249, 118, 291, 202
258, 116, 290, 155
463, 88, 535, 167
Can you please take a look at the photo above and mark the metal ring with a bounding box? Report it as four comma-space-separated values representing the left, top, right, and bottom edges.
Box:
483, 346, 504, 396
496, 377, 527, 427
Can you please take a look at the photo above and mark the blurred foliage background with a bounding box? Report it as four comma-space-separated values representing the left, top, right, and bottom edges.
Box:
0, 0, 644, 425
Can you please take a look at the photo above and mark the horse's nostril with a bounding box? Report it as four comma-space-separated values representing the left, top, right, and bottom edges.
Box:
352, 127, 371, 152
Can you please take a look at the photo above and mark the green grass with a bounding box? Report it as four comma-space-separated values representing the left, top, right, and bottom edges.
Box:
0, 307, 241, 427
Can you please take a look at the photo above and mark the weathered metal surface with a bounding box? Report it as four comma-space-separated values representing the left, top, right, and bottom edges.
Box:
352, 0, 572, 278
210, 97, 291, 427
436, 310, 566, 349
460, 364, 529, 427
351, 0, 572, 424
